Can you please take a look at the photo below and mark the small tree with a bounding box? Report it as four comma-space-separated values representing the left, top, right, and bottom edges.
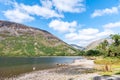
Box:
96, 39, 109, 56
108, 34, 120, 56
110, 34, 120, 46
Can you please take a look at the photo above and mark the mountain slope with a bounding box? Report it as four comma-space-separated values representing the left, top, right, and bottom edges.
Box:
86, 38, 113, 50
0, 20, 79, 56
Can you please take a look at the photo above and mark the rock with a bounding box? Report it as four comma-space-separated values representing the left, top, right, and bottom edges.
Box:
68, 78, 74, 80
93, 76, 101, 80
116, 77, 120, 80
33, 67, 36, 70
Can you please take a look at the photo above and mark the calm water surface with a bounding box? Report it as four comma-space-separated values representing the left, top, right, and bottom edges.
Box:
0, 56, 83, 78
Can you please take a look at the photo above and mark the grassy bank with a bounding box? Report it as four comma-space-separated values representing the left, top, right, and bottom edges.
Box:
94, 56, 120, 76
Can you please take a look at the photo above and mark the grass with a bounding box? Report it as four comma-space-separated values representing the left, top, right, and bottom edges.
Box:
94, 57, 120, 64
99, 72, 113, 76
94, 57, 120, 76
115, 71, 120, 75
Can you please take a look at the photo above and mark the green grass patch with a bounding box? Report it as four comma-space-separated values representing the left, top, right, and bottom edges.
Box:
100, 72, 113, 76
94, 57, 120, 75
94, 57, 120, 65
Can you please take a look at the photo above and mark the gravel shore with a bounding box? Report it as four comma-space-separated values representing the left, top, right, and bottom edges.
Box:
6, 66, 98, 80
6, 60, 98, 80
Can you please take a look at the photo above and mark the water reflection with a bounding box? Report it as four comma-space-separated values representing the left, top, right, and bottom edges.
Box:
0, 56, 83, 78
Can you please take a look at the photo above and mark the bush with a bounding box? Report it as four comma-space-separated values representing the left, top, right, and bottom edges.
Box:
85, 50, 101, 56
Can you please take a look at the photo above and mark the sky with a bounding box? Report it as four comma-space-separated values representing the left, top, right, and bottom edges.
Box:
0, 0, 120, 47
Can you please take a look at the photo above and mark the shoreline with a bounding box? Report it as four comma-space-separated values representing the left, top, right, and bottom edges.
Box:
6, 59, 98, 80
7, 66, 98, 80
4, 59, 120, 80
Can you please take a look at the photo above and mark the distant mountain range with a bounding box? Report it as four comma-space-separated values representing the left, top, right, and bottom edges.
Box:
70, 44, 85, 50
0, 20, 80, 56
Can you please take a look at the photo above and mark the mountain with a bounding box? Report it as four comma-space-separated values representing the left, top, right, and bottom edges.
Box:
70, 44, 85, 50
86, 38, 113, 50
0, 20, 80, 56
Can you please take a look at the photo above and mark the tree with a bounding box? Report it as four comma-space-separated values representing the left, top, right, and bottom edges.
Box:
89, 34, 120, 57
107, 34, 120, 56
110, 34, 120, 46
101, 40, 109, 50
96, 39, 109, 56
108, 45, 120, 57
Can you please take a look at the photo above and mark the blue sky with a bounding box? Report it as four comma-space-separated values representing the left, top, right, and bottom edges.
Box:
0, 0, 120, 46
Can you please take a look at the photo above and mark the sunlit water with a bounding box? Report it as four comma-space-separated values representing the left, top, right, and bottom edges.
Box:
0, 56, 83, 78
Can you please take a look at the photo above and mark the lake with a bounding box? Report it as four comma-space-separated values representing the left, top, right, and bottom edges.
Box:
0, 56, 83, 78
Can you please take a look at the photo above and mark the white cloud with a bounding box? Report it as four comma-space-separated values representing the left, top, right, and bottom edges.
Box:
49, 20, 77, 33
91, 7, 119, 18
3, 9, 34, 23
97, 30, 112, 37
53, 0, 85, 13
40, 0, 53, 9
103, 21, 120, 28
79, 28, 99, 35
3, 0, 86, 23
65, 28, 99, 41
65, 32, 78, 41
65, 28, 113, 46
20, 4, 63, 18
3, 1, 63, 23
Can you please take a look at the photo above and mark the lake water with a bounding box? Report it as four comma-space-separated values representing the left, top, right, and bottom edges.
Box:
0, 56, 83, 78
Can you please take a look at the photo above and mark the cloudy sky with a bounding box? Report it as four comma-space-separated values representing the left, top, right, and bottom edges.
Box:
0, 0, 120, 47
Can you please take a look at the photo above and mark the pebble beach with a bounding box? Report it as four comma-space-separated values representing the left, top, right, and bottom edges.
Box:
6, 66, 98, 80
6, 60, 98, 80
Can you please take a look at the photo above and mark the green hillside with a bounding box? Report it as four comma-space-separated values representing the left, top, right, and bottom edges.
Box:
0, 20, 81, 56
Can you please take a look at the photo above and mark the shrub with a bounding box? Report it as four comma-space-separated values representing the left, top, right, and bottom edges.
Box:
85, 50, 101, 56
